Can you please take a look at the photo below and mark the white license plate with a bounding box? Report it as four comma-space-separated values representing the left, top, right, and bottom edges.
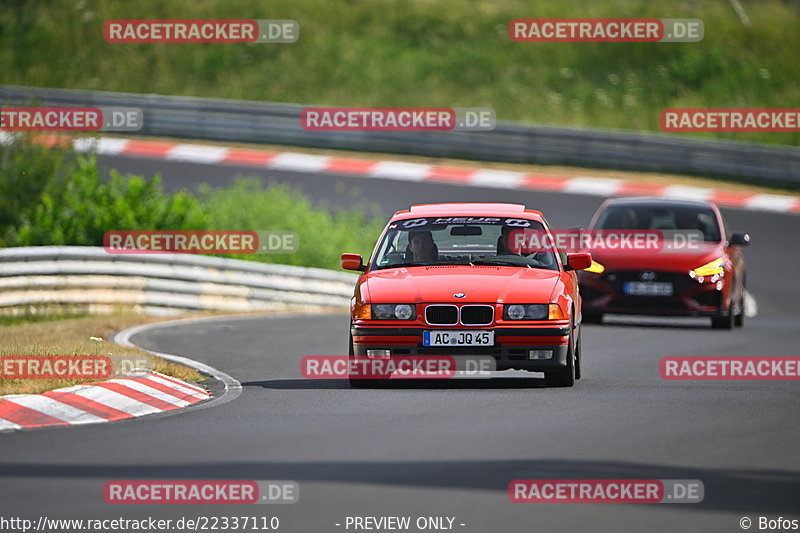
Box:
624, 281, 674, 297
423, 330, 494, 347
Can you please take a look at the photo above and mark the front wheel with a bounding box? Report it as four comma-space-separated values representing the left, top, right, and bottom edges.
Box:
734, 291, 745, 328
545, 330, 576, 387
711, 302, 734, 330
574, 327, 582, 380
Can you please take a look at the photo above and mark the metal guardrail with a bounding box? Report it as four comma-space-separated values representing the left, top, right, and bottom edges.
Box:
1, 85, 798, 186
0, 247, 356, 315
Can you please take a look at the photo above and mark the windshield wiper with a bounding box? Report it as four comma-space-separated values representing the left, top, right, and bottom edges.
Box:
376, 262, 438, 269
471, 259, 526, 267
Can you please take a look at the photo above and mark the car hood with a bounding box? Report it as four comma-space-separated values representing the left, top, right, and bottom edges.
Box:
591, 242, 725, 272
363, 266, 561, 303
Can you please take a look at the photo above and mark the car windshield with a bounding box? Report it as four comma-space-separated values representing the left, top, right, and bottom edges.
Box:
371, 217, 559, 271
594, 205, 722, 242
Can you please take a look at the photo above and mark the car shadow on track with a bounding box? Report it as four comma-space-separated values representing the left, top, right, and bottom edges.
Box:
592, 316, 714, 329
242, 377, 555, 390
2, 458, 798, 515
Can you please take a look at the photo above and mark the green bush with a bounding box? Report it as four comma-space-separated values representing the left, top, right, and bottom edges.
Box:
8, 154, 206, 246
0, 136, 74, 244
201, 179, 385, 269
1, 138, 385, 270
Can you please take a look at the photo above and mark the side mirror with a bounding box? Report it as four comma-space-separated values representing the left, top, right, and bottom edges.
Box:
341, 253, 366, 271
729, 232, 750, 246
565, 252, 592, 271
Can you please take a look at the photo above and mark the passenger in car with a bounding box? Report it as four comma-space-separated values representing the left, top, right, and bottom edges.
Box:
497, 226, 522, 255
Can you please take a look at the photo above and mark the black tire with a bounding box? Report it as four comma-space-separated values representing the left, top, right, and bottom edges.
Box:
349, 377, 391, 388
734, 291, 745, 328
545, 328, 576, 387
582, 312, 603, 325
711, 302, 734, 330
574, 327, 582, 380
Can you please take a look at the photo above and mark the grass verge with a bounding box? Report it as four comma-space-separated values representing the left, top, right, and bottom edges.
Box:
0, 313, 203, 396
1, 0, 798, 145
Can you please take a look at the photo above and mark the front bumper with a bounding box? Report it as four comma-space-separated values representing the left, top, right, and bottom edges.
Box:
351, 325, 571, 371
579, 270, 728, 317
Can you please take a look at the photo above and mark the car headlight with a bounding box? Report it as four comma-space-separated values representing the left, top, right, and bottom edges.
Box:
372, 303, 416, 320
690, 258, 725, 283
504, 304, 549, 320
584, 260, 605, 274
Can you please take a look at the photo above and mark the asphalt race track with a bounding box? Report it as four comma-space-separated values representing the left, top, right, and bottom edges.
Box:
1, 154, 799, 532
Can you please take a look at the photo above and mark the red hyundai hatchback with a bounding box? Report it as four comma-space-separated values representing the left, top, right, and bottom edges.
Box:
341, 203, 592, 388
577, 197, 749, 328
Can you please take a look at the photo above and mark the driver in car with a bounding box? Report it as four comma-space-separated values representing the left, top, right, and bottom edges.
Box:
408, 230, 437, 263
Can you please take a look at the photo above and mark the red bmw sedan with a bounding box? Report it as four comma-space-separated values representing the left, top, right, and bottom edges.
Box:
577, 197, 749, 328
341, 203, 592, 387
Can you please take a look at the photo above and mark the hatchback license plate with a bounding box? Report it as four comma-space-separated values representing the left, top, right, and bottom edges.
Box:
423, 330, 494, 346
624, 281, 673, 297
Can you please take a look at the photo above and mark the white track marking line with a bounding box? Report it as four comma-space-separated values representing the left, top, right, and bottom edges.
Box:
108, 379, 191, 407
369, 161, 432, 180
115, 318, 242, 412
662, 185, 714, 201
166, 144, 229, 164
563, 177, 623, 196
146, 369, 208, 395
268, 152, 331, 172
72, 137, 96, 153
73, 137, 130, 155
470, 169, 526, 189
55, 384, 162, 416
744, 194, 798, 212
143, 373, 209, 400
